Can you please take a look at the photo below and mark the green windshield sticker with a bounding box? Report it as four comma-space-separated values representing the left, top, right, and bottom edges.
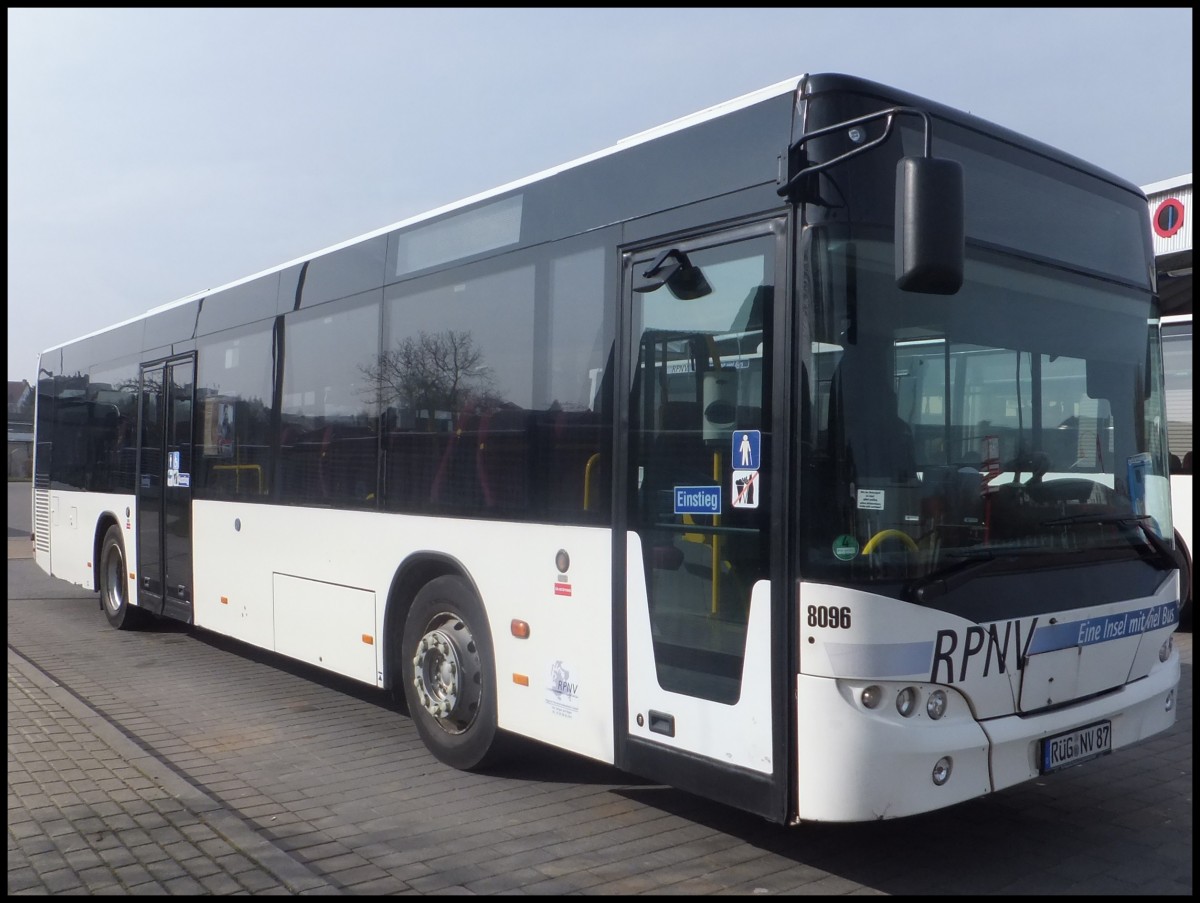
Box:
833, 534, 860, 561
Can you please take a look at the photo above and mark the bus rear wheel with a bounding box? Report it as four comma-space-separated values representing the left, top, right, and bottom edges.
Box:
400, 575, 499, 770
100, 525, 141, 630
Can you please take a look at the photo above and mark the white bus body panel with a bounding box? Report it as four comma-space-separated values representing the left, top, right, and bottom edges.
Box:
984, 650, 1178, 794
794, 578, 1180, 821
190, 500, 615, 765
796, 672, 992, 820
39, 489, 137, 605
624, 536, 774, 774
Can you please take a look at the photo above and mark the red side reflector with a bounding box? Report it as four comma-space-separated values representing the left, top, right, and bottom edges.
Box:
510, 619, 530, 639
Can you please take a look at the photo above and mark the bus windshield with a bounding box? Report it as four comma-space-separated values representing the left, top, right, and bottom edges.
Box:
800, 233, 1173, 596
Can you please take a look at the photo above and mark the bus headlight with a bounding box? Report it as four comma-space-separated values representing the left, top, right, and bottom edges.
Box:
926, 689, 948, 720
861, 685, 884, 709
896, 686, 917, 717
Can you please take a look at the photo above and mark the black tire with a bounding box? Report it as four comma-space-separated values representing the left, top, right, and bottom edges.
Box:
99, 525, 141, 630
400, 575, 499, 770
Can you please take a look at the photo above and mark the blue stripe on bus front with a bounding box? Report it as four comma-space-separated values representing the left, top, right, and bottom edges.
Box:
822, 598, 1177, 679
825, 641, 935, 678
1026, 600, 1179, 654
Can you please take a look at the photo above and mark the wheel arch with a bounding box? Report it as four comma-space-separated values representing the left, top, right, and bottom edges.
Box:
381, 552, 485, 695
92, 512, 123, 593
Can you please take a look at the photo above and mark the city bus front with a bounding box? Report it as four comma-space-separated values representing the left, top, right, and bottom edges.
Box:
789, 76, 1181, 822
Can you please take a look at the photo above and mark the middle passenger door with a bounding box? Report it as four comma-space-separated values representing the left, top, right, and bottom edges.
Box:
617, 220, 788, 821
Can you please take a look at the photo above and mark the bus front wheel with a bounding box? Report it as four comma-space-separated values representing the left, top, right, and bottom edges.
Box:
400, 575, 499, 770
100, 525, 141, 630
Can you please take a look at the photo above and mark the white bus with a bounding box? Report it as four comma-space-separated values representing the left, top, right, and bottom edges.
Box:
33, 73, 1181, 825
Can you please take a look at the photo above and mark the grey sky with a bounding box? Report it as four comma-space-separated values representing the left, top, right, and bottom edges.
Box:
7, 8, 1193, 385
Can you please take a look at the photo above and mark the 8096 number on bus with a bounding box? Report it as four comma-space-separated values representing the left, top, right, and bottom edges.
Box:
806, 605, 852, 629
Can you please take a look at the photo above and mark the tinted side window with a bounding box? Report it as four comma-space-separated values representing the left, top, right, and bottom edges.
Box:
196, 274, 279, 337
279, 292, 381, 507
87, 359, 140, 493
34, 357, 58, 488
381, 236, 613, 523
299, 236, 387, 309
194, 324, 276, 500
49, 374, 89, 491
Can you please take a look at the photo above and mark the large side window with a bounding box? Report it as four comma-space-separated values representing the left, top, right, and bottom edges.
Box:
278, 292, 382, 507
380, 237, 613, 522
48, 375, 92, 491
194, 323, 276, 500
87, 359, 140, 494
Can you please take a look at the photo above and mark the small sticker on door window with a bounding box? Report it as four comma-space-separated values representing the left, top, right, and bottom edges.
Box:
856, 489, 885, 510
833, 535, 860, 560
732, 470, 759, 508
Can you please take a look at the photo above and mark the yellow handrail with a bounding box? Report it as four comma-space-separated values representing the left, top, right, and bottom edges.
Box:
861, 528, 918, 554
583, 453, 600, 510
211, 463, 263, 494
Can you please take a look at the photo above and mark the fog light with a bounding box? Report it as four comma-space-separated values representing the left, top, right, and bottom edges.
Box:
861, 685, 883, 709
896, 686, 917, 717
926, 689, 948, 720
1165, 689, 1175, 712
1159, 636, 1173, 663
932, 756, 952, 786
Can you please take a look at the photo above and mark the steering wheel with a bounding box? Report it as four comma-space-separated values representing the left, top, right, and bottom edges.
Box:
862, 528, 919, 555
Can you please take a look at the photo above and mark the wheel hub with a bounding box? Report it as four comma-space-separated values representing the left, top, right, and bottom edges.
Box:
411, 615, 482, 733
103, 545, 124, 612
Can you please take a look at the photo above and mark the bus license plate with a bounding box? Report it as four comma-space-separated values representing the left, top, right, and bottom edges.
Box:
1040, 720, 1112, 774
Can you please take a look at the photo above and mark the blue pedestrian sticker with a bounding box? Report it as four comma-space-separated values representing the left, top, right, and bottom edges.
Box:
732, 430, 761, 470
674, 485, 722, 515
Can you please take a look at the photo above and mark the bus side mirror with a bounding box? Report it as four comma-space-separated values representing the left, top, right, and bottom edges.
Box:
895, 157, 964, 295
634, 249, 712, 300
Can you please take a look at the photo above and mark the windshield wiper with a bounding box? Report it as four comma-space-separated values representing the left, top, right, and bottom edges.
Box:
910, 546, 1043, 604
1041, 512, 1147, 527
1041, 513, 1176, 568
943, 543, 1048, 558
911, 555, 1000, 604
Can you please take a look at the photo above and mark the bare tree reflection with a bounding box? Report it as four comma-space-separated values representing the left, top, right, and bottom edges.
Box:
363, 330, 500, 426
